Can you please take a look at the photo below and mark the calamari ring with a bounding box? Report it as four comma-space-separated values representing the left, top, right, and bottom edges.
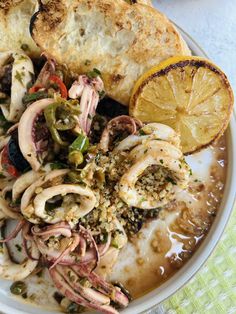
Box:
31, 184, 96, 224
0, 220, 40, 281
119, 151, 189, 209
128, 140, 182, 162
114, 123, 180, 153
99, 115, 142, 152
21, 169, 69, 223
18, 98, 54, 171
0, 243, 39, 280
0, 51, 34, 122
0, 197, 22, 220
12, 170, 42, 202
141, 123, 180, 147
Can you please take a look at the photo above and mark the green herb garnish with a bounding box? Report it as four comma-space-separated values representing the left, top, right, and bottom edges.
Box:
87, 68, 101, 79
15, 244, 22, 252
166, 177, 177, 185
139, 129, 146, 136
69, 134, 89, 153
22, 91, 48, 105
15, 71, 24, 86
84, 59, 91, 66
50, 162, 68, 170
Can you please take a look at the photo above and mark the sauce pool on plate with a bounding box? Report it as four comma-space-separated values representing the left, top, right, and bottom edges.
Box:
109, 136, 227, 298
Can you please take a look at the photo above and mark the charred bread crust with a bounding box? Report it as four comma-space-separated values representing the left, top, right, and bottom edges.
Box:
31, 0, 191, 105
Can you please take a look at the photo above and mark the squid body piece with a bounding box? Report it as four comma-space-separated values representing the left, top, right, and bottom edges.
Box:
12, 170, 42, 202
33, 184, 97, 224
0, 51, 34, 122
0, 242, 39, 280
18, 98, 54, 171
0, 221, 40, 280
118, 123, 190, 209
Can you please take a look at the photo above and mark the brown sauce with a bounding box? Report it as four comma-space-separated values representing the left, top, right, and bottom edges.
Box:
110, 135, 227, 298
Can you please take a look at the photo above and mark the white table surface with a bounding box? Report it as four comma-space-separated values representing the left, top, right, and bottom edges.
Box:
153, 0, 236, 93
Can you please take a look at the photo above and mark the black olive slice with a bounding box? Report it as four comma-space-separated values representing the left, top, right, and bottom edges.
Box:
7, 134, 30, 173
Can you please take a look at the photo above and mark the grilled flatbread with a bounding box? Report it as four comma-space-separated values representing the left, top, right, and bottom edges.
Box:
31, 0, 191, 105
0, 0, 40, 57
130, 0, 190, 55
130, 0, 153, 5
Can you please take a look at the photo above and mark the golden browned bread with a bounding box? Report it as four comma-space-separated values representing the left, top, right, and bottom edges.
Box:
125, 0, 152, 6
134, 0, 190, 55
0, 0, 40, 57
31, 0, 191, 105
132, 0, 190, 56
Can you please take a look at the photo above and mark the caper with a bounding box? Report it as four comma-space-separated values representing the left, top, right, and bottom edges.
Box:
20, 43, 29, 51
68, 151, 84, 166
10, 281, 27, 296
66, 302, 83, 313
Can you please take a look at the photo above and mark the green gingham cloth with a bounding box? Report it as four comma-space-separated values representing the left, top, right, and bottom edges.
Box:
155, 207, 236, 314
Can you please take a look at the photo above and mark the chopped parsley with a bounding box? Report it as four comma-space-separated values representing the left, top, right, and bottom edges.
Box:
98, 90, 105, 99
95, 152, 101, 163
166, 176, 177, 185
10, 198, 21, 208
87, 68, 101, 79
84, 59, 91, 66
15, 70, 24, 86
139, 129, 146, 136
140, 197, 147, 203
50, 162, 68, 170
15, 244, 22, 252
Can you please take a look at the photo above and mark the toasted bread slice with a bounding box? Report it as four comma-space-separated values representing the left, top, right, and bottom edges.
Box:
133, 0, 153, 5
133, 0, 190, 56
0, 0, 40, 57
31, 0, 191, 105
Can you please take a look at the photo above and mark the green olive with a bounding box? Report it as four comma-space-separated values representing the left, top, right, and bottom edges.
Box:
68, 151, 84, 166
10, 281, 27, 296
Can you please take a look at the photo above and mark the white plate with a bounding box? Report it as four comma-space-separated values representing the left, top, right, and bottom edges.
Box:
0, 27, 235, 314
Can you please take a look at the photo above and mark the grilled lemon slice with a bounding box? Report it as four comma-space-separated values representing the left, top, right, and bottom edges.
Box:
130, 56, 234, 154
